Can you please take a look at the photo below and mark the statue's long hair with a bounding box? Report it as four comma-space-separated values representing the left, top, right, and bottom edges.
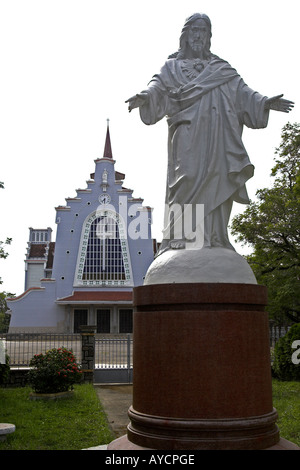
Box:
169, 13, 212, 60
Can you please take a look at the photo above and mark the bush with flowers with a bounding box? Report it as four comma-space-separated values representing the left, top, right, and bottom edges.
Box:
28, 347, 83, 394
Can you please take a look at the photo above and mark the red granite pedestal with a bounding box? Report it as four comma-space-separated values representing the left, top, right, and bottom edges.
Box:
108, 283, 297, 450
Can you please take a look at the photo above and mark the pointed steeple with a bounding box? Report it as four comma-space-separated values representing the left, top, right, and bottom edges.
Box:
103, 119, 113, 159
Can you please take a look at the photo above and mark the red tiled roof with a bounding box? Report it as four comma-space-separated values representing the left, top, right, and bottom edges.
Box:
46, 242, 55, 269
28, 242, 55, 269
7, 287, 44, 302
29, 243, 47, 258
115, 171, 125, 181
57, 291, 132, 303
8, 288, 133, 304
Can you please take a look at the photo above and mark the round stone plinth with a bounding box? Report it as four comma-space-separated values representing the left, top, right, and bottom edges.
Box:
107, 435, 299, 451
144, 247, 257, 285
129, 282, 279, 450
0, 423, 15, 441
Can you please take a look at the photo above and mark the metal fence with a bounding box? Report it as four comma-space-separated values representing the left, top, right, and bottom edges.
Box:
269, 325, 290, 349
2, 332, 132, 363
0, 325, 291, 383
94, 335, 133, 383
2, 333, 82, 367
94, 335, 133, 369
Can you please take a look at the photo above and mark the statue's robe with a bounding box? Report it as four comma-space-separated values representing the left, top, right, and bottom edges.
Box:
139, 55, 270, 253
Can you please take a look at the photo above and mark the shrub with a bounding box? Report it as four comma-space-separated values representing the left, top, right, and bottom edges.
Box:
28, 347, 83, 393
272, 323, 300, 381
0, 353, 10, 385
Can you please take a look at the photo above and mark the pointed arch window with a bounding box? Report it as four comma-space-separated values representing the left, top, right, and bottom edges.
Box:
74, 210, 133, 286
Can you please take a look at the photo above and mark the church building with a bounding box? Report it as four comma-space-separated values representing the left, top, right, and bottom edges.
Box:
7, 124, 156, 333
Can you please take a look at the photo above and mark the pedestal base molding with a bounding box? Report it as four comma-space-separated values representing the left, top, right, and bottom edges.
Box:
127, 407, 279, 450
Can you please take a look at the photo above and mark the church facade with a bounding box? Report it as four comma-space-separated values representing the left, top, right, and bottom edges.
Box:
7, 126, 156, 333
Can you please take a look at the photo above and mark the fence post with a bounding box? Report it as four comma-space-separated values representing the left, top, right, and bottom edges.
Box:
80, 325, 96, 384
127, 334, 131, 383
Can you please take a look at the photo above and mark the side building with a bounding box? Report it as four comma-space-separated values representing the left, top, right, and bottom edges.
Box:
7, 125, 156, 333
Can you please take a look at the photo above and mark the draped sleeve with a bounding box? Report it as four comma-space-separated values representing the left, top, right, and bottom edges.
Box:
139, 62, 176, 125
234, 80, 270, 129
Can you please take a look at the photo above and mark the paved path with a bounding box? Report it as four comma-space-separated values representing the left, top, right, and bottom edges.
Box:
94, 384, 133, 439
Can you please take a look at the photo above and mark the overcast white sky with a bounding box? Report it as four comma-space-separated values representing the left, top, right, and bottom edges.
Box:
0, 0, 299, 295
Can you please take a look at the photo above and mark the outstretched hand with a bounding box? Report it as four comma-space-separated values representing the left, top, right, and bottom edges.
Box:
265, 94, 294, 113
125, 92, 149, 112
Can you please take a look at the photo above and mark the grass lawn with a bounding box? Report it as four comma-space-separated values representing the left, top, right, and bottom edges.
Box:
0, 384, 114, 450
272, 379, 300, 447
0, 380, 299, 450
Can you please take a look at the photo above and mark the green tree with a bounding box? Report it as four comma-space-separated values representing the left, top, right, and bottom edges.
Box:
0, 237, 12, 262
0, 238, 14, 332
0, 181, 13, 286
231, 122, 300, 325
0, 181, 14, 332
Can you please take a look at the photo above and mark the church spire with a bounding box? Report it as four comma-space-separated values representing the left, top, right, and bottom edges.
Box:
103, 119, 113, 159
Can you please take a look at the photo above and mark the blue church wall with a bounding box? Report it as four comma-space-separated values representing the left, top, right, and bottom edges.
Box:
7, 128, 156, 333
7, 281, 66, 333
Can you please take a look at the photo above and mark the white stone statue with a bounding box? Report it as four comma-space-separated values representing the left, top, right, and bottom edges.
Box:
126, 13, 294, 284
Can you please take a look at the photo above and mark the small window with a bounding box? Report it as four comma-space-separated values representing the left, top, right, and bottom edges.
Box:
74, 309, 88, 333
119, 309, 133, 333
97, 309, 110, 333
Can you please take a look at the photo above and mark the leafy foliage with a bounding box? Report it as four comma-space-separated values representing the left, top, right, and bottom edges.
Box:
28, 347, 83, 393
231, 123, 300, 324
0, 353, 10, 385
0, 237, 12, 262
0, 238, 12, 289
0, 181, 13, 331
272, 323, 300, 381
0, 291, 14, 333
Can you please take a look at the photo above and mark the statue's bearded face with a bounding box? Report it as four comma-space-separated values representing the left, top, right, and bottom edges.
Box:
187, 19, 210, 55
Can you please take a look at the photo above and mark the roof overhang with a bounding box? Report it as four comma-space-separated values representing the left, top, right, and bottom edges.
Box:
56, 290, 133, 305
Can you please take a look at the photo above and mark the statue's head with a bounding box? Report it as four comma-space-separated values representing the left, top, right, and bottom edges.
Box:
170, 13, 212, 60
